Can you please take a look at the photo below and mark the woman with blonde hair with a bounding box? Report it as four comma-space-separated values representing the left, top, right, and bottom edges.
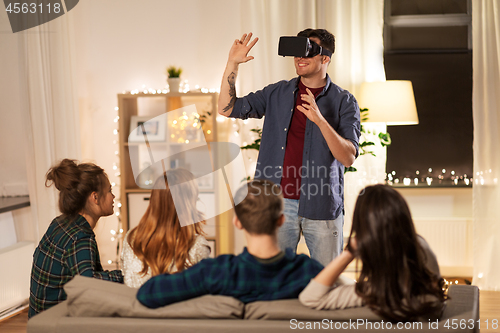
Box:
300, 184, 446, 322
121, 168, 210, 288
29, 159, 123, 318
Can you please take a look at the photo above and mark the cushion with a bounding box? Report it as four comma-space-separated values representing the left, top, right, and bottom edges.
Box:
244, 298, 382, 320
64, 275, 244, 319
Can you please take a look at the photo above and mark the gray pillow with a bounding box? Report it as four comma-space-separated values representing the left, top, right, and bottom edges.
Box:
244, 299, 382, 321
64, 275, 244, 319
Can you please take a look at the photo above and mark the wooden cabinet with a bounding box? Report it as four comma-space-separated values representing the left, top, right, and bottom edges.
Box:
117, 92, 227, 255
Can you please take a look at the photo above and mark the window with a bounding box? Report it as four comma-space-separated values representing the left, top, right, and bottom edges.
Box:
384, 0, 472, 187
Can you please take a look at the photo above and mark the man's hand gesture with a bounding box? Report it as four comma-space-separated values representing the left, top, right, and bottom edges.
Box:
297, 88, 325, 125
218, 33, 258, 116
228, 33, 259, 65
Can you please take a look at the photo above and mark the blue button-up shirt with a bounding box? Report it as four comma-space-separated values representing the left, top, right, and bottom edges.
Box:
230, 75, 360, 220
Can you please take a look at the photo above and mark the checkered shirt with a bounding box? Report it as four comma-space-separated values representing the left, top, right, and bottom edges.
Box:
29, 215, 123, 317
137, 247, 323, 308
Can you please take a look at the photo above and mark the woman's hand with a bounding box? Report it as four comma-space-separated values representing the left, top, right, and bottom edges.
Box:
346, 237, 358, 255
313, 249, 356, 287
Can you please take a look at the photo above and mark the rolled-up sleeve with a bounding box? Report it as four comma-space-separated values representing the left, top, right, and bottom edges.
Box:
230, 81, 288, 120
66, 237, 123, 283
299, 279, 364, 310
230, 91, 266, 119
336, 92, 361, 157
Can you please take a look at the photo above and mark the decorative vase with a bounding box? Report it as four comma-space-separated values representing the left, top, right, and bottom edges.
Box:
167, 77, 181, 93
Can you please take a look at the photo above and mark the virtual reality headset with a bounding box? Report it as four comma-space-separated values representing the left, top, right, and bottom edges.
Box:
278, 36, 332, 58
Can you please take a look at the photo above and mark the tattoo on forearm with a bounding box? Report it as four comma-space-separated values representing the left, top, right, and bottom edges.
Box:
222, 72, 236, 114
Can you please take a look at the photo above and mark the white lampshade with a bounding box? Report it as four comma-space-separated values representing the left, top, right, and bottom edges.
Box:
358, 81, 418, 125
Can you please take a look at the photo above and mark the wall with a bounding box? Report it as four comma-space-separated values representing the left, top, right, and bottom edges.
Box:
342, 187, 473, 277
0, 5, 35, 246
71, 0, 242, 262
397, 187, 473, 276
0, 10, 29, 197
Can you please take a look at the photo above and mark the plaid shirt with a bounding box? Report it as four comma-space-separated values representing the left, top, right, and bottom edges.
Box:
29, 215, 123, 318
137, 247, 323, 308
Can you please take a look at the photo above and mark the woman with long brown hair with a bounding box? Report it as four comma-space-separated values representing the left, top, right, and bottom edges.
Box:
299, 184, 446, 322
29, 159, 123, 318
121, 168, 210, 288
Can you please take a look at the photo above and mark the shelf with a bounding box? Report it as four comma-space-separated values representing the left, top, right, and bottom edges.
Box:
389, 180, 472, 188
0, 196, 30, 214
125, 141, 207, 147
391, 184, 472, 188
118, 91, 218, 98
125, 187, 215, 194
117, 91, 229, 255
124, 188, 152, 194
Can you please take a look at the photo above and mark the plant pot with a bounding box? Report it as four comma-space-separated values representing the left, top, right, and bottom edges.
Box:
168, 77, 181, 93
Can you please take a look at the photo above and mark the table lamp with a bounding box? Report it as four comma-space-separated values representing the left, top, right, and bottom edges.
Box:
358, 81, 418, 125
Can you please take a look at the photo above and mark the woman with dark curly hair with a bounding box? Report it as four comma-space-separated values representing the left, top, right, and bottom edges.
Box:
29, 159, 123, 318
299, 184, 446, 322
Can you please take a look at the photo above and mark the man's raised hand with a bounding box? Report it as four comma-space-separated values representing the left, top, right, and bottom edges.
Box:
218, 33, 258, 116
228, 33, 259, 65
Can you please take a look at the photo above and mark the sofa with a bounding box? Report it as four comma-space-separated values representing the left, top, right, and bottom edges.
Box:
27, 276, 479, 333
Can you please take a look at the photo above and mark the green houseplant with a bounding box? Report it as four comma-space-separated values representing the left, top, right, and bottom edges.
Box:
344, 108, 391, 172
166, 66, 183, 78
166, 66, 183, 92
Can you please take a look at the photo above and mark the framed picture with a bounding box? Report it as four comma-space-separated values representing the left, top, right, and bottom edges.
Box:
207, 239, 216, 258
129, 115, 166, 143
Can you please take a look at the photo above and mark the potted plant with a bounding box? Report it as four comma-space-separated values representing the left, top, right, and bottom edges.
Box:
344, 108, 391, 173
166, 66, 183, 92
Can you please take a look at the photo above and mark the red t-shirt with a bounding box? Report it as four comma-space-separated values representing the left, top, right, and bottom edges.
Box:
281, 80, 324, 199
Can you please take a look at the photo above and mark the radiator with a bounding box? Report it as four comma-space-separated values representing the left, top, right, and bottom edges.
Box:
0, 241, 34, 315
413, 218, 473, 276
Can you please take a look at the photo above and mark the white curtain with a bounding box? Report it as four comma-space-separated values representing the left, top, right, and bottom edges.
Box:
236, 0, 386, 236
19, 14, 81, 240
472, 0, 500, 290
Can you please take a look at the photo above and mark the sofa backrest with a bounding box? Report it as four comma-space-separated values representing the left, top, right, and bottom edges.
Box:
61, 275, 479, 333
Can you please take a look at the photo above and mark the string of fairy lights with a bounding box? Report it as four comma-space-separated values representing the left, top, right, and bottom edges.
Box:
386, 168, 473, 187
128, 80, 218, 95
108, 106, 123, 267
386, 168, 497, 187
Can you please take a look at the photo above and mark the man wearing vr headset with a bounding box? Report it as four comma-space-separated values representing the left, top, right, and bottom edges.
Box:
218, 29, 360, 266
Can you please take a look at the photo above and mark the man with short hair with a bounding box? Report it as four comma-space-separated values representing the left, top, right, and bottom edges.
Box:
137, 179, 323, 308
217, 29, 361, 266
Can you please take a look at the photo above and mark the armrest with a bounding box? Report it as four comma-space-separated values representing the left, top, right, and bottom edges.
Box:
27, 302, 69, 333
440, 285, 480, 333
